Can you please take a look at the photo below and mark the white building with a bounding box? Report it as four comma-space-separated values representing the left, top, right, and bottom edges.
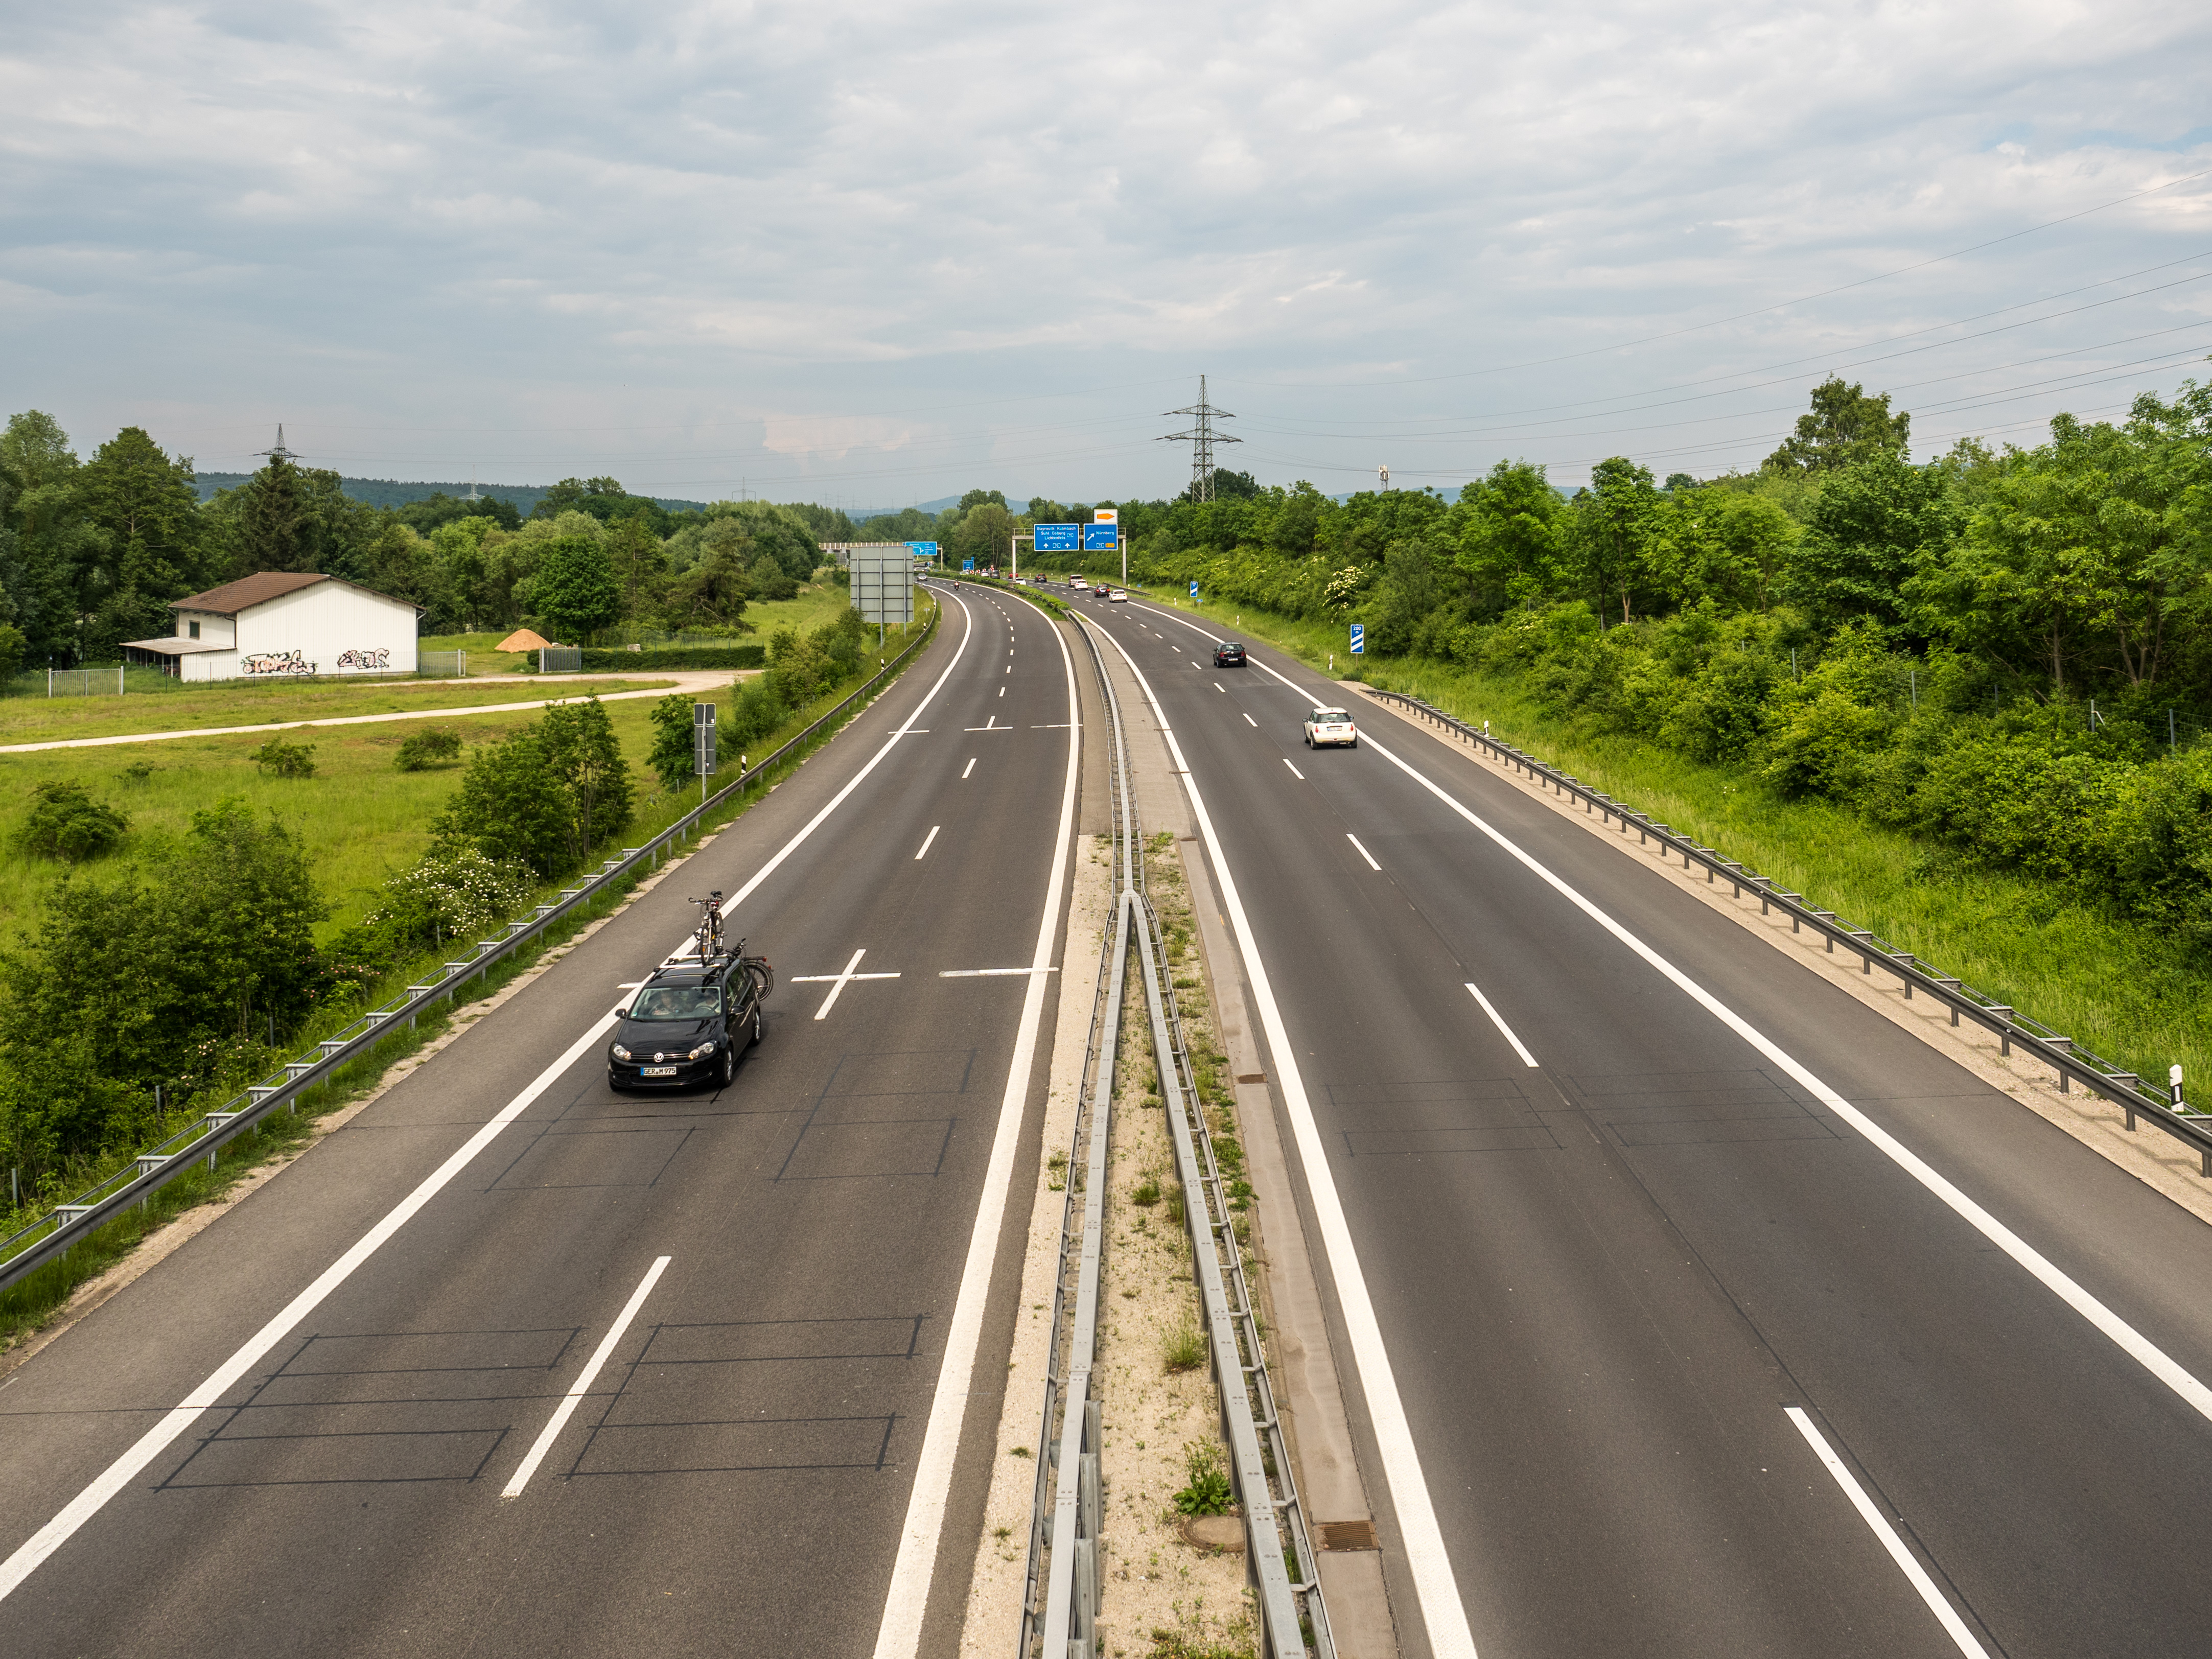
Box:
122, 572, 420, 683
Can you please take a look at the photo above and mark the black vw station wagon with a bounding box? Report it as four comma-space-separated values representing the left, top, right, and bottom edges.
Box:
607, 954, 764, 1090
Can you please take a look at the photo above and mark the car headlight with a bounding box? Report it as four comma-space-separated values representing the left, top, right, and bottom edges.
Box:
611, 1044, 631, 1061
689, 1040, 717, 1060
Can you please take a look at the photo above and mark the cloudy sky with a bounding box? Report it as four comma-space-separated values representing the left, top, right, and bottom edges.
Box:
4, 1, 2209, 507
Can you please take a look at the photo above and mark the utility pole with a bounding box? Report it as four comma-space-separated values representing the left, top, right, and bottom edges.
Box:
254, 425, 298, 465
1160, 375, 1240, 502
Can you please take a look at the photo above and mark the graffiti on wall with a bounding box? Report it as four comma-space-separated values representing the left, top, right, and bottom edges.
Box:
336, 647, 392, 670
242, 650, 311, 676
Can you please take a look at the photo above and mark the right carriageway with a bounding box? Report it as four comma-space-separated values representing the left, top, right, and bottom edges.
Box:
1078, 593, 2212, 1659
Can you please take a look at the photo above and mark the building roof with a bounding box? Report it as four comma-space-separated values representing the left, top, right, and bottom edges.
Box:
171, 571, 417, 617
118, 636, 233, 655
170, 572, 334, 614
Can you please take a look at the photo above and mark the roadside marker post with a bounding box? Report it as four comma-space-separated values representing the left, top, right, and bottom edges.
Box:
1351, 623, 1365, 655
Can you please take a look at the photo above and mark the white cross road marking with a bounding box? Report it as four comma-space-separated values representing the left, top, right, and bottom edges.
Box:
790, 949, 902, 1020
937, 967, 1060, 977
964, 717, 1009, 731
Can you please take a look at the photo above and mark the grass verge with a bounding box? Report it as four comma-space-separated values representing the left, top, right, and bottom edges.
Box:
1147, 591, 2212, 1107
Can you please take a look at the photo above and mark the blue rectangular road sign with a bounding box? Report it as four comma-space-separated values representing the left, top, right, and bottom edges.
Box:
1081, 524, 1119, 552
1350, 623, 1365, 655
906, 541, 939, 558
962, 558, 975, 570
1035, 524, 1080, 552
1190, 581, 1200, 598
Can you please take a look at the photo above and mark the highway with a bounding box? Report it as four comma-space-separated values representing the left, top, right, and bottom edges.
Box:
1076, 591, 2212, 1658
0, 581, 1078, 1658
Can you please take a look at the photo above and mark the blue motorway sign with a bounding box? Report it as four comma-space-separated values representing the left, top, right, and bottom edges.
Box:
1034, 524, 1079, 552
1081, 524, 1119, 552
1350, 622, 1366, 654
906, 541, 939, 558
962, 558, 975, 571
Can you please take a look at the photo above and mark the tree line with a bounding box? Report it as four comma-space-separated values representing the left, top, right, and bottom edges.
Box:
0, 417, 886, 668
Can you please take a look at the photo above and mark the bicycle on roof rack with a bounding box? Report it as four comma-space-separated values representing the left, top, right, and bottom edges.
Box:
689, 891, 725, 958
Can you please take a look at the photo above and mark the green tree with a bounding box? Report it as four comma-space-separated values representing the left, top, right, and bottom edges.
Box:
1, 410, 100, 662
538, 697, 634, 865
1565, 457, 1659, 625
529, 534, 622, 642
1645, 486, 1800, 612
1454, 460, 1565, 607
1786, 452, 1955, 633
1765, 377, 1912, 475
647, 691, 705, 789
666, 525, 755, 628
77, 427, 212, 651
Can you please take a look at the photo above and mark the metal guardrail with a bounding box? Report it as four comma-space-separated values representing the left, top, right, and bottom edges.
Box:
0, 596, 943, 1295
1016, 604, 1326, 1656
1365, 687, 2212, 1175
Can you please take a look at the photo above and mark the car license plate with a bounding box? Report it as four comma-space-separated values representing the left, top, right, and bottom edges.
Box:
641, 1065, 678, 1077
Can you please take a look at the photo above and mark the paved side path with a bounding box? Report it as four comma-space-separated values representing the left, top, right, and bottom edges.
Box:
0, 671, 739, 753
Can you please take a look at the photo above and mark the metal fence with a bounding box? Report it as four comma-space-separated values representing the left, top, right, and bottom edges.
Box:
419, 650, 468, 677
1366, 687, 2212, 1175
44, 667, 126, 697
538, 647, 583, 673
0, 594, 943, 1294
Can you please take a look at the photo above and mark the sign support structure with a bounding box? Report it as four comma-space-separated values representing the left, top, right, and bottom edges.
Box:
693, 702, 717, 806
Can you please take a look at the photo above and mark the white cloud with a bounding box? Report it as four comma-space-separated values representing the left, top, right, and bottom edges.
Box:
1, 0, 2207, 497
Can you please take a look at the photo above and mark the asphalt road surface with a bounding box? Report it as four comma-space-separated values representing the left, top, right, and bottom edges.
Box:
0, 581, 1078, 1659
1077, 591, 2212, 1659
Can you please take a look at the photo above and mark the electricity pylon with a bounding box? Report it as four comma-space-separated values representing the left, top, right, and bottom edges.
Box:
1160, 375, 1240, 502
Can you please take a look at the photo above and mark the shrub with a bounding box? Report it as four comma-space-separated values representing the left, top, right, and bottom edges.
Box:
360, 846, 537, 953
394, 727, 463, 771
433, 697, 632, 876
16, 781, 129, 862
250, 737, 317, 778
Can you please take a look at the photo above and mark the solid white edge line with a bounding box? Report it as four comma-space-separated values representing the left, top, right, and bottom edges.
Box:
1081, 612, 1482, 1659
0, 592, 985, 1606
1346, 832, 1381, 872
500, 1255, 672, 1499
0, 1009, 619, 1601
1463, 982, 1539, 1068
871, 597, 1082, 1659
915, 825, 940, 860
1136, 598, 2212, 1425
1784, 1407, 1992, 1658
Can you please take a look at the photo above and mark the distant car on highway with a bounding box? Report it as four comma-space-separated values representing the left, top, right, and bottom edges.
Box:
608, 954, 763, 1090
1092, 583, 1110, 597
1110, 589, 1128, 602
1212, 640, 1246, 667
1303, 706, 1358, 748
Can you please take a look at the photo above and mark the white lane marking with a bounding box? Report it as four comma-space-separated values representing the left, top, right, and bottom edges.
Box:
962, 758, 977, 778
1242, 712, 1258, 728
1346, 832, 1381, 871
794, 949, 901, 1018
501, 1256, 672, 1499
998, 686, 1005, 697
1284, 758, 1305, 780
872, 594, 1083, 1659
1129, 599, 2212, 1422
1785, 1408, 1992, 1657
0, 1011, 620, 1601
915, 826, 940, 860
938, 967, 1059, 977
1347, 721, 2212, 1424
1079, 616, 1480, 1659
1006, 665, 1011, 674
1213, 682, 1225, 693
1464, 982, 1538, 1068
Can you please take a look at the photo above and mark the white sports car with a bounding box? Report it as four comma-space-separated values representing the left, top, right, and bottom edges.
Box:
1303, 707, 1358, 749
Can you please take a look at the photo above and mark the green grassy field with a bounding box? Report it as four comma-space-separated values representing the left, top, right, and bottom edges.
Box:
0, 674, 682, 746
1144, 591, 2212, 1096
421, 581, 853, 672
0, 689, 715, 940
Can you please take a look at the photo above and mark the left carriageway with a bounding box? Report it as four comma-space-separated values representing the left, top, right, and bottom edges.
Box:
0, 580, 1082, 1659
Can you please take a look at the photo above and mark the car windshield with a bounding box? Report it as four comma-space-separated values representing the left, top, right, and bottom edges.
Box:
1311, 709, 1351, 725
1220, 642, 1243, 653
628, 984, 721, 1020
